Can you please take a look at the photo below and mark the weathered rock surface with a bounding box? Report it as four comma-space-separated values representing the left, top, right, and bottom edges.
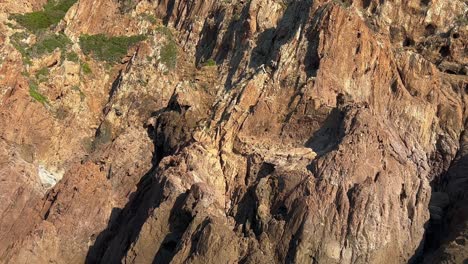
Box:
0, 0, 466, 263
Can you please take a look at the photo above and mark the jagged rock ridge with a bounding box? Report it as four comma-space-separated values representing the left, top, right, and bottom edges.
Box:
0, 0, 466, 263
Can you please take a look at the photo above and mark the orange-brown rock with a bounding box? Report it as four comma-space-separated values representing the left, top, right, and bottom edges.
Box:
0, 0, 466, 263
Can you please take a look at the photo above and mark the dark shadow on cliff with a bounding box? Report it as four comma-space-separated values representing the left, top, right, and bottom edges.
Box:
230, 0, 315, 88
304, 4, 330, 78
248, 0, 332, 81
160, 218, 211, 263
194, 9, 226, 65
249, 0, 315, 71
84, 121, 164, 263
305, 108, 345, 156
86, 91, 200, 262
215, 1, 253, 89
162, 0, 176, 25
191, 0, 253, 84
231, 159, 276, 238
151, 192, 192, 263
408, 128, 468, 263
192, 0, 318, 90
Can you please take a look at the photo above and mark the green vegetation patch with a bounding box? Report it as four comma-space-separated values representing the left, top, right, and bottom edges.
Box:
332, 0, 351, 8
11, 32, 71, 64
66, 51, 79, 62
140, 13, 157, 24
10, 32, 32, 64
160, 41, 178, 70
79, 34, 146, 63
203, 58, 216, 67
118, 0, 137, 14
154, 26, 178, 70
30, 33, 71, 56
72, 85, 86, 101
81, 62, 92, 74
10, 0, 77, 33
155, 26, 174, 40
29, 81, 49, 105
35, 67, 50, 83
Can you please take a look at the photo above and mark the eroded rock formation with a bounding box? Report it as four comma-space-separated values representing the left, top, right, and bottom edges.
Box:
0, 0, 466, 263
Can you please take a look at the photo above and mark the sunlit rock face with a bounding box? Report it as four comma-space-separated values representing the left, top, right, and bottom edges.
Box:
0, 0, 466, 263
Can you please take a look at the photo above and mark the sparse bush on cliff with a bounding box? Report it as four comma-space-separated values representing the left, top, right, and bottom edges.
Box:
29, 81, 49, 105
81, 120, 113, 153
140, 13, 157, 24
66, 51, 79, 62
160, 41, 178, 70
31, 33, 71, 56
11, 32, 71, 64
203, 58, 217, 67
79, 34, 146, 63
10, 32, 32, 64
10, 0, 77, 32
332, 0, 351, 8
118, 0, 137, 14
81, 62, 92, 75
71, 85, 86, 101
35, 67, 50, 83
155, 26, 174, 40
153, 26, 178, 70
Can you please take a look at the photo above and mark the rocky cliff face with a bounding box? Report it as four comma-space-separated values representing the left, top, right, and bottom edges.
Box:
0, 0, 466, 263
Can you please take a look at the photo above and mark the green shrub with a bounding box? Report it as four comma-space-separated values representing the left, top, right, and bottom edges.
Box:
66, 51, 79, 62
10, 0, 77, 32
155, 26, 173, 40
36, 67, 49, 76
72, 85, 86, 101
118, 0, 137, 14
11, 12, 53, 32
81, 62, 92, 74
11, 32, 71, 64
35, 67, 50, 82
79, 34, 146, 62
332, 0, 351, 8
203, 58, 216, 67
10, 32, 32, 64
30, 33, 71, 56
141, 13, 157, 24
160, 41, 177, 69
5, 22, 21, 29
154, 26, 178, 69
29, 81, 49, 105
